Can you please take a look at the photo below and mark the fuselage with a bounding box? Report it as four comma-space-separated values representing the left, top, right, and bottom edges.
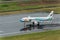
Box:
20, 17, 52, 22
20, 11, 54, 23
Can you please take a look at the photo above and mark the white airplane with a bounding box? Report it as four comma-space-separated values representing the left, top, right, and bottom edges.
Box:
20, 11, 54, 24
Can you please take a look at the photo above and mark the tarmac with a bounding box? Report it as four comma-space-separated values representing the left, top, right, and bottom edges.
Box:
0, 12, 60, 37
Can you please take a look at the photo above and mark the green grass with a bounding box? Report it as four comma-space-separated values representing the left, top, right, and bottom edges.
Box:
0, 2, 20, 12
0, 30, 60, 40
0, 2, 60, 14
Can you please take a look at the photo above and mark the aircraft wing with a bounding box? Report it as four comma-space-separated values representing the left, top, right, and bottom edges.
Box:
30, 19, 51, 23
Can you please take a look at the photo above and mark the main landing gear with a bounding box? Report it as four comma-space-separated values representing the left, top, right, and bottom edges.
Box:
20, 22, 44, 31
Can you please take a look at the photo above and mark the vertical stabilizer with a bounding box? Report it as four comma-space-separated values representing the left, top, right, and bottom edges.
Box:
48, 11, 54, 17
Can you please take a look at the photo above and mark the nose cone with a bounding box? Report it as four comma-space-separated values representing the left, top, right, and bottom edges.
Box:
20, 18, 24, 22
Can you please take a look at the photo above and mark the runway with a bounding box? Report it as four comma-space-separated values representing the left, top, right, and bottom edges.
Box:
0, 12, 60, 36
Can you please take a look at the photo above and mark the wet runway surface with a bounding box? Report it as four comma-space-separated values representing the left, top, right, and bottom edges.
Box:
0, 12, 60, 36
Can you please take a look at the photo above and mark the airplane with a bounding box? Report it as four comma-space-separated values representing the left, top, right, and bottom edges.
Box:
20, 11, 54, 24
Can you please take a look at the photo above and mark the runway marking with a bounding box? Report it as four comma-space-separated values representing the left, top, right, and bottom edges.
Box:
0, 21, 18, 24
0, 27, 60, 37
0, 30, 45, 37
0, 31, 4, 32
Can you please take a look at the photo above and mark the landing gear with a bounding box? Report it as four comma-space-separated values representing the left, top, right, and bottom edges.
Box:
32, 22, 35, 29
37, 22, 40, 29
20, 22, 43, 31
32, 22, 43, 29
24, 22, 26, 28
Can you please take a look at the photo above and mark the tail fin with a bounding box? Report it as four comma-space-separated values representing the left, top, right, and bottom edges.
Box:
47, 11, 54, 17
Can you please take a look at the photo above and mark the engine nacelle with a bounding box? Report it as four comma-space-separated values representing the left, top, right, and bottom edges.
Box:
31, 20, 38, 25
